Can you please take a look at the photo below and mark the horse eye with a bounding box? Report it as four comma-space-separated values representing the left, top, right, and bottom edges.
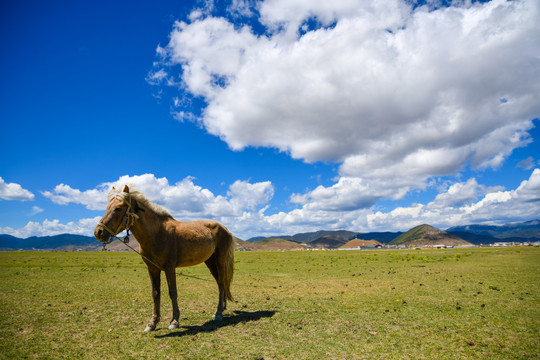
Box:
114, 208, 122, 213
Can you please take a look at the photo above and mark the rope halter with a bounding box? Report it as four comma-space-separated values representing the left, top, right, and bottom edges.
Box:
98, 192, 140, 245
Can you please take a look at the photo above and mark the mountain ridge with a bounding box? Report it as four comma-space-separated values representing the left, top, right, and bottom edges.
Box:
0, 233, 101, 251
1, 219, 538, 251
447, 219, 540, 239
389, 224, 472, 246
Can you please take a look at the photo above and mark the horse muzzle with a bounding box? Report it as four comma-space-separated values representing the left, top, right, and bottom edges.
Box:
94, 223, 113, 244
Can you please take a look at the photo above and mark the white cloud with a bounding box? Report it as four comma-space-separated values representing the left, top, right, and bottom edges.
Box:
29, 206, 44, 216
34, 174, 275, 238
228, 0, 257, 18
145, 68, 168, 85
7, 169, 540, 239
429, 178, 486, 209
290, 177, 379, 211
166, 16, 259, 98
152, 0, 540, 205
42, 173, 274, 219
42, 184, 108, 210
367, 168, 540, 231
251, 168, 540, 237
0, 177, 35, 201
0, 217, 102, 239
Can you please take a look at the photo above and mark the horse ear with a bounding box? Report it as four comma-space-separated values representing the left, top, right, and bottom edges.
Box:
123, 185, 130, 193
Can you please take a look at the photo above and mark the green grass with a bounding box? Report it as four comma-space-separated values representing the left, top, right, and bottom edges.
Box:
0, 248, 538, 359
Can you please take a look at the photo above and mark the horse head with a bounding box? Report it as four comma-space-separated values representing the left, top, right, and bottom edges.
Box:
94, 185, 138, 243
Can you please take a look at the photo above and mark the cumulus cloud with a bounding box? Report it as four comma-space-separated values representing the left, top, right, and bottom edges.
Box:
42, 184, 109, 210
7, 169, 540, 238
366, 168, 540, 231
228, 0, 257, 18
158, 0, 538, 159
228, 168, 540, 237
42, 174, 274, 219
151, 0, 540, 210
0, 177, 34, 201
0, 217, 102, 239
290, 177, 379, 211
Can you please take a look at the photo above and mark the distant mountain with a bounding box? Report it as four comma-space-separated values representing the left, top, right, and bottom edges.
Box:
0, 234, 101, 251
446, 231, 499, 245
447, 220, 540, 239
236, 237, 304, 251
308, 235, 349, 249
0, 234, 21, 250
389, 224, 472, 246
340, 239, 382, 248
290, 230, 357, 243
245, 230, 358, 250
352, 232, 403, 244
248, 230, 357, 244
2, 219, 537, 251
234, 237, 253, 249
246, 236, 267, 243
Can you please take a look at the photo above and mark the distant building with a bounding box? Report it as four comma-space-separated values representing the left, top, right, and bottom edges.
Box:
385, 245, 408, 249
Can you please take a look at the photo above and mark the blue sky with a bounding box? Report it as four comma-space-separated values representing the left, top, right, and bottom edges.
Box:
1, 0, 539, 240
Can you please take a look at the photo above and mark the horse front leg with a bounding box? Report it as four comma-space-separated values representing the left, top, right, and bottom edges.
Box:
165, 265, 180, 330
144, 267, 161, 332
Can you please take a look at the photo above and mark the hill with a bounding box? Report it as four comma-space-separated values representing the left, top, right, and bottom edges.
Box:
239, 237, 304, 251
308, 235, 349, 249
235, 237, 256, 250
389, 224, 472, 246
290, 230, 357, 243
352, 232, 403, 244
248, 230, 357, 244
245, 236, 267, 243
340, 239, 382, 249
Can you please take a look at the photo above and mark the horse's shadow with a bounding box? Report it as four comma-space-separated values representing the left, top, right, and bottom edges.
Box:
154, 310, 276, 338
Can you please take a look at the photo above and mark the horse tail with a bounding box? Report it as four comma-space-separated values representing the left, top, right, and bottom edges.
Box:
224, 227, 235, 302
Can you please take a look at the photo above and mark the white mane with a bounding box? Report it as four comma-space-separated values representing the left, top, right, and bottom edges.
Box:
107, 186, 172, 218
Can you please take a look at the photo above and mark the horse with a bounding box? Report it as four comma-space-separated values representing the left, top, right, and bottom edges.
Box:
94, 185, 234, 332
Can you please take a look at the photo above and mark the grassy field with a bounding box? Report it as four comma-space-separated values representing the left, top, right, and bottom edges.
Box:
0, 247, 538, 359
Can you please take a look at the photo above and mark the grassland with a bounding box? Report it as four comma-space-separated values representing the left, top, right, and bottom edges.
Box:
0, 247, 538, 359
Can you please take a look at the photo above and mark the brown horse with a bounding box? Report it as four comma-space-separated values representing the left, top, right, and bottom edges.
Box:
94, 185, 234, 332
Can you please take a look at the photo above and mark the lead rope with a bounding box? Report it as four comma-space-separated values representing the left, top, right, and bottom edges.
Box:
102, 229, 161, 271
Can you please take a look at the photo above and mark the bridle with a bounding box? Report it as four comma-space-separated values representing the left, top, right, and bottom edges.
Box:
98, 193, 141, 245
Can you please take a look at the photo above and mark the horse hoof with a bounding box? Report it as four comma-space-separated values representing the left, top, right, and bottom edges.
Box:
144, 325, 155, 332
213, 314, 223, 321
168, 321, 179, 330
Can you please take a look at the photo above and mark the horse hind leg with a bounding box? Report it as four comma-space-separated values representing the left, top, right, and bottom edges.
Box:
205, 256, 226, 321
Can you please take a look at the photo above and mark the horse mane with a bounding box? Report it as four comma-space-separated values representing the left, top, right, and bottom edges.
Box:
107, 186, 172, 218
